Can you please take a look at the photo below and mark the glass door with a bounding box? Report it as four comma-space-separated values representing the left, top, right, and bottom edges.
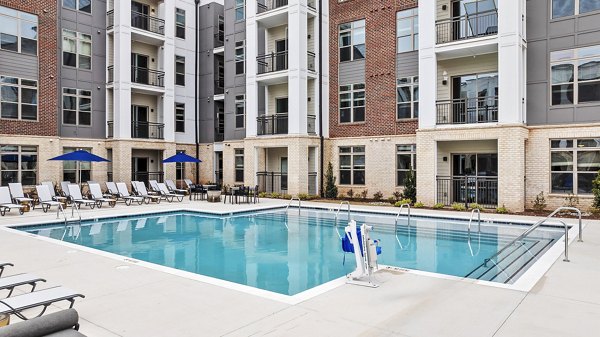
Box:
131, 53, 149, 85
131, 105, 149, 138
280, 157, 288, 192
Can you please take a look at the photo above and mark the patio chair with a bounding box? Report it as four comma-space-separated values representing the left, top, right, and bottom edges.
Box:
35, 185, 63, 213
148, 180, 160, 193
105, 182, 120, 199
157, 183, 184, 202
0, 308, 86, 337
67, 185, 96, 210
41, 181, 67, 203
0, 273, 46, 298
60, 181, 71, 198
116, 183, 144, 206
184, 179, 206, 200
8, 183, 34, 210
0, 262, 13, 277
88, 183, 116, 208
0, 187, 25, 216
132, 181, 161, 204
0, 286, 84, 320
165, 179, 187, 195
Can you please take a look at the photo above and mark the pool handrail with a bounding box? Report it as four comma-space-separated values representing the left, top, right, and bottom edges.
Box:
467, 209, 481, 238
334, 201, 350, 221
286, 197, 301, 215
394, 204, 411, 249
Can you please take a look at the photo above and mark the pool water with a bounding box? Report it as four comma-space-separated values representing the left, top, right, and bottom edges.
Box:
17, 209, 565, 295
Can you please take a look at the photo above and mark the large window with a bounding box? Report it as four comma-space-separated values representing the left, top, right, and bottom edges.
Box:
397, 76, 419, 119
552, 0, 600, 19
235, 0, 245, 21
551, 139, 600, 194
0, 145, 37, 186
175, 8, 185, 39
397, 9, 418, 53
175, 103, 185, 132
235, 40, 245, 75
339, 19, 365, 62
175, 55, 185, 86
339, 83, 365, 123
0, 6, 38, 55
63, 147, 91, 183
235, 95, 245, 129
62, 88, 91, 126
551, 45, 600, 105
63, 0, 91, 13
0, 76, 37, 121
62, 29, 91, 69
339, 146, 365, 185
396, 145, 416, 186
235, 149, 244, 182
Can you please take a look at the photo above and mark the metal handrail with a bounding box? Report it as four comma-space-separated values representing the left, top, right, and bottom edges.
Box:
394, 204, 411, 249
333, 201, 350, 240
286, 197, 301, 214
468, 209, 481, 236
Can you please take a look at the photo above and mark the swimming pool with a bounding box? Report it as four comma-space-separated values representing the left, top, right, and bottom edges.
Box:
15, 208, 565, 295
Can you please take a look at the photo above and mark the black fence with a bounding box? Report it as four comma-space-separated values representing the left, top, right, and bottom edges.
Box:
214, 78, 224, 94
436, 11, 498, 44
132, 171, 164, 186
107, 121, 114, 138
131, 11, 165, 35
131, 66, 165, 87
257, 0, 288, 13
436, 176, 498, 208
436, 96, 498, 125
257, 172, 288, 194
257, 51, 288, 74
307, 115, 317, 134
307, 51, 316, 71
132, 121, 165, 139
107, 10, 114, 29
308, 172, 317, 196
257, 114, 288, 135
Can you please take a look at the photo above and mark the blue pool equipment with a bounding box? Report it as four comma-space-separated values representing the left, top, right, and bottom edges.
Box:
343, 220, 381, 287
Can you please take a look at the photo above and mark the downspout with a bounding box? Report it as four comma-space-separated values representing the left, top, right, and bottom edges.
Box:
318, 0, 324, 197
194, 0, 200, 183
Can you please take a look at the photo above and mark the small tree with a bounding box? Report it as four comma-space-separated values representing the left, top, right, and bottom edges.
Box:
402, 167, 417, 203
593, 170, 600, 209
324, 162, 338, 199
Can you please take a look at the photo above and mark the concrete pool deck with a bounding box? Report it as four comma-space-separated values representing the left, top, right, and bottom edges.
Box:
0, 198, 598, 336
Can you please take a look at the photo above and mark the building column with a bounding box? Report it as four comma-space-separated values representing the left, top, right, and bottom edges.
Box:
288, 1, 308, 135
417, 0, 437, 129
113, 0, 132, 139
497, 127, 528, 212
416, 131, 437, 206
246, 1, 258, 137
111, 141, 132, 183
162, 4, 176, 142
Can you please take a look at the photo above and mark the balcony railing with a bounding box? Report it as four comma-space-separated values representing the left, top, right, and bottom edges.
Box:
308, 172, 317, 195
214, 132, 224, 142
132, 171, 164, 185
436, 11, 498, 44
132, 121, 164, 139
307, 51, 316, 72
257, 114, 288, 135
214, 78, 224, 94
257, 171, 288, 194
131, 66, 164, 87
107, 121, 114, 138
307, 115, 316, 134
214, 31, 224, 47
436, 176, 498, 208
131, 11, 165, 35
257, 0, 288, 14
107, 65, 114, 83
436, 96, 498, 125
307, 0, 316, 10
107, 10, 114, 29
257, 51, 288, 74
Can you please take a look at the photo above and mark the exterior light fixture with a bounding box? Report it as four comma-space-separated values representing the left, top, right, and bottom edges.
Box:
442, 71, 448, 85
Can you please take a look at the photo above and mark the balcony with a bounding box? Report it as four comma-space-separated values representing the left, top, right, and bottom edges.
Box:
307, 51, 316, 72
257, 171, 288, 194
307, 115, 316, 134
257, 0, 288, 14
257, 114, 288, 136
214, 78, 224, 95
107, 10, 114, 29
107, 121, 114, 138
214, 31, 224, 48
131, 11, 164, 35
436, 11, 498, 45
257, 51, 288, 76
132, 171, 164, 185
436, 97, 498, 125
256, 0, 289, 27
132, 121, 164, 139
436, 175, 498, 208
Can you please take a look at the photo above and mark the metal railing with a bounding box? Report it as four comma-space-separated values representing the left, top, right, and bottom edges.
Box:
436, 11, 498, 44
107, 10, 114, 29
257, 114, 288, 135
257, 171, 287, 194
334, 201, 351, 240
131, 11, 165, 35
436, 176, 498, 208
214, 31, 224, 46
214, 78, 224, 94
307, 115, 317, 134
436, 96, 498, 125
131, 66, 165, 87
107, 66, 114, 83
468, 208, 481, 236
307, 0, 316, 10
257, 51, 288, 74
394, 203, 411, 249
131, 121, 165, 139
308, 172, 317, 195
307, 51, 316, 71
214, 132, 224, 142
132, 171, 164, 185
107, 121, 114, 138
257, 0, 288, 14
286, 196, 301, 215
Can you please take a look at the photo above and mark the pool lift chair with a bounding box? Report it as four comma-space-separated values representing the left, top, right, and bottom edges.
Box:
342, 220, 382, 288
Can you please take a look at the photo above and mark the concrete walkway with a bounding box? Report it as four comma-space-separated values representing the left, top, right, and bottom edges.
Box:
0, 198, 597, 336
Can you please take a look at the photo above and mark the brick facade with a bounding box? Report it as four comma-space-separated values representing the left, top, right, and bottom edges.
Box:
0, 0, 58, 137
329, 0, 418, 138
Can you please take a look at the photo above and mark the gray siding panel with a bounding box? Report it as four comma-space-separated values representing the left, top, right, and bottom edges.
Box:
338, 60, 365, 85
0, 51, 38, 79
396, 51, 419, 78
223, 0, 246, 142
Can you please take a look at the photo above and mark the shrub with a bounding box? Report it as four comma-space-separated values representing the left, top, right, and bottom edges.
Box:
451, 203, 467, 211
414, 201, 425, 208
394, 198, 412, 207
297, 193, 309, 201
402, 167, 417, 203
532, 191, 547, 212
346, 189, 354, 200
360, 189, 368, 200
593, 170, 600, 209
324, 162, 338, 199
564, 193, 579, 208
387, 196, 396, 204
393, 191, 403, 202
270, 192, 281, 199
373, 191, 384, 201
258, 192, 268, 198
469, 203, 484, 211
433, 203, 445, 209
282, 194, 292, 200
496, 204, 509, 214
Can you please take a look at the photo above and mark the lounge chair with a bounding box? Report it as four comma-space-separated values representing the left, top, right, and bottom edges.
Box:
132, 181, 161, 204
148, 180, 161, 194
0, 273, 46, 297
157, 183, 184, 202
35, 185, 63, 213
67, 185, 96, 210
184, 179, 206, 200
41, 181, 67, 203
0, 187, 25, 216
105, 182, 120, 199
60, 181, 71, 198
0, 308, 86, 337
88, 183, 116, 208
8, 183, 34, 210
116, 183, 144, 206
0, 262, 13, 277
0, 286, 84, 320
165, 179, 187, 195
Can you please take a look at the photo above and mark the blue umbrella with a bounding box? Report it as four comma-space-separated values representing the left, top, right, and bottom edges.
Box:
162, 152, 202, 163
49, 150, 110, 184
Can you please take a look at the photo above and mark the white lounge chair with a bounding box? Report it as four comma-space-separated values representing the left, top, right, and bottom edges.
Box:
35, 185, 63, 213
88, 183, 116, 208
8, 183, 34, 209
165, 179, 187, 195
0, 262, 13, 277
60, 181, 71, 198
157, 183, 184, 202
67, 184, 96, 210
0, 286, 84, 320
41, 181, 67, 203
132, 181, 161, 204
116, 183, 144, 206
105, 182, 120, 198
148, 180, 161, 194
0, 186, 25, 216
0, 273, 46, 297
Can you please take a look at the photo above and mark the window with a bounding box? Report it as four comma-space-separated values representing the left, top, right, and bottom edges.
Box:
339, 83, 365, 123
235, 149, 244, 182
235, 95, 245, 128
397, 9, 418, 53
62, 88, 91, 126
235, 41, 245, 75
63, 0, 91, 13
175, 103, 185, 132
339, 146, 365, 185
175, 55, 185, 85
397, 76, 419, 119
339, 19, 365, 62
551, 139, 600, 194
552, 0, 600, 19
175, 8, 185, 39
63, 147, 91, 183
0, 145, 37, 186
396, 145, 416, 186
0, 76, 37, 121
235, 0, 245, 21
62, 30, 91, 69
551, 45, 600, 105
0, 6, 38, 55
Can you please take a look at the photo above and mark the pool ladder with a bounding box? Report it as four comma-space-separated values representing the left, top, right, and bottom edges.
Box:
284, 197, 302, 230
394, 204, 411, 249
333, 201, 351, 240
59, 201, 82, 241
